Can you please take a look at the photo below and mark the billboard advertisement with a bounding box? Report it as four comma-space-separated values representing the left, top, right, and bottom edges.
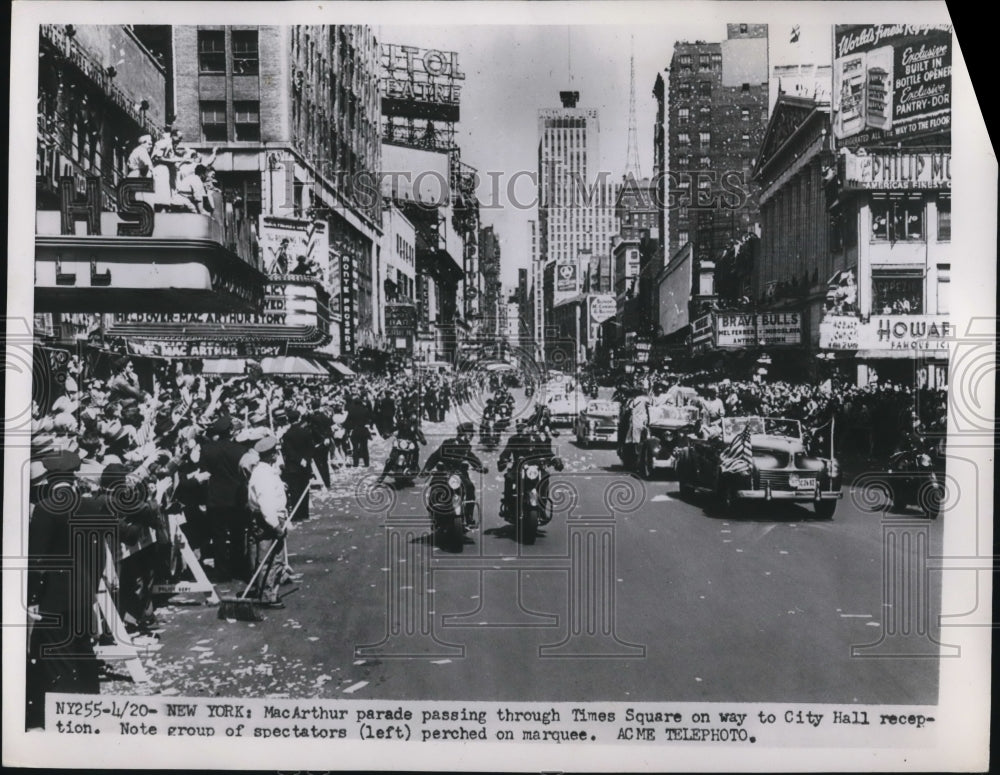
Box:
381, 44, 463, 123
260, 215, 328, 278
554, 260, 580, 305
841, 150, 950, 190
832, 24, 952, 147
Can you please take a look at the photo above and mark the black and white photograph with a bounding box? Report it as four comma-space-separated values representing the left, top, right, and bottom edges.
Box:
3, 1, 994, 771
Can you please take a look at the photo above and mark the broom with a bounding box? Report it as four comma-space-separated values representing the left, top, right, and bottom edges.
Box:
218, 486, 309, 621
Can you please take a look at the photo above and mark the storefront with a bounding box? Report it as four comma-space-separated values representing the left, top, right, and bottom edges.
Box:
819, 313, 950, 388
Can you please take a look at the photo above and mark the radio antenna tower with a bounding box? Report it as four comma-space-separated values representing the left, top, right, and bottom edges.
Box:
625, 39, 643, 179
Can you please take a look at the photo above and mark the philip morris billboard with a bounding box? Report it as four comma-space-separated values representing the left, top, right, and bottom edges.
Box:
832, 24, 952, 148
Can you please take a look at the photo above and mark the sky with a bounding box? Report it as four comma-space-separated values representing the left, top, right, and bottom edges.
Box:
380, 22, 834, 288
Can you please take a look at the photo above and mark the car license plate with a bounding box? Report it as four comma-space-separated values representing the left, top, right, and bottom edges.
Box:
795, 477, 816, 489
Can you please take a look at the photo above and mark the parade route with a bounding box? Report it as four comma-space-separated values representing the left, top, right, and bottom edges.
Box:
107, 390, 944, 705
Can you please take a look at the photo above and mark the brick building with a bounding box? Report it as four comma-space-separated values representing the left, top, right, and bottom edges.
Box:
664, 24, 769, 269
169, 25, 382, 354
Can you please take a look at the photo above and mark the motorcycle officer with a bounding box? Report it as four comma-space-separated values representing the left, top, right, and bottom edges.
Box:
421, 422, 488, 527
498, 420, 562, 522
377, 413, 426, 483
480, 399, 498, 441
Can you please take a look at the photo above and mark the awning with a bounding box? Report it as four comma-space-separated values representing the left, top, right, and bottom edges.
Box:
201, 359, 247, 375
327, 360, 356, 377
855, 349, 949, 360
261, 356, 327, 375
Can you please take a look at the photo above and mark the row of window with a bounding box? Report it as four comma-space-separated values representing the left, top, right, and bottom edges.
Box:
676, 132, 713, 146
200, 100, 261, 142
870, 194, 950, 243
677, 106, 766, 123
198, 30, 260, 75
676, 52, 723, 71
676, 81, 761, 98
395, 234, 415, 266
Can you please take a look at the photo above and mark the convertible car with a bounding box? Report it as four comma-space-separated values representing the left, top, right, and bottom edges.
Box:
574, 399, 621, 446
675, 416, 842, 518
635, 404, 702, 479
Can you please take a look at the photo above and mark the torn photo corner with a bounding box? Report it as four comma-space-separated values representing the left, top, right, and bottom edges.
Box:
3, 1, 994, 772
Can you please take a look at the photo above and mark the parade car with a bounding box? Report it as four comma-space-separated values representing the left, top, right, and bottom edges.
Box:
635, 404, 702, 479
544, 391, 585, 427
574, 399, 621, 446
674, 416, 842, 518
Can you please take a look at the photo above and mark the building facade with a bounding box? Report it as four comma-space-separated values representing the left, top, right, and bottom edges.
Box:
170, 25, 383, 355
665, 24, 769, 271
538, 91, 618, 368
751, 92, 835, 377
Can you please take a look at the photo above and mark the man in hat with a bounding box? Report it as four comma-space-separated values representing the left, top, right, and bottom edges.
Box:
344, 398, 375, 469
421, 422, 487, 527
26, 450, 106, 729
280, 409, 314, 522
246, 435, 288, 607
496, 419, 540, 523
108, 357, 147, 402
306, 400, 334, 489
198, 416, 251, 581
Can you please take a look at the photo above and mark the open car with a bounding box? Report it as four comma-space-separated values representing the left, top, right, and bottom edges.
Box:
674, 416, 842, 518
635, 404, 702, 479
574, 399, 621, 446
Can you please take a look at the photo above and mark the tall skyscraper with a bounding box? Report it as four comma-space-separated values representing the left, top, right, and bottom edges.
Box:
537, 91, 617, 364
663, 24, 769, 267
537, 91, 616, 272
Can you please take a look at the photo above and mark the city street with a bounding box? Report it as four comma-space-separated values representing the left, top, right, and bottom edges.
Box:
110, 389, 943, 706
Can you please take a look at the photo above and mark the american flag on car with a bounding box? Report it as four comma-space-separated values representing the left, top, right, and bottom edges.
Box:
720, 423, 753, 474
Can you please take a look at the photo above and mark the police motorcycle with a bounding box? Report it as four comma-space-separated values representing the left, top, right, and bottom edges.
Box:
494, 393, 515, 432
480, 405, 501, 449
384, 435, 420, 486
423, 461, 486, 553
497, 433, 564, 546
885, 437, 945, 519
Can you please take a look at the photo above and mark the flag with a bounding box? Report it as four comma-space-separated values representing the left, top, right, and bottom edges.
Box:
790, 25, 801, 43
720, 423, 753, 474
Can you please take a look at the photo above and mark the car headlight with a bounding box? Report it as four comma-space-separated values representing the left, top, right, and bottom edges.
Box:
665, 431, 675, 442
588, 419, 596, 430
918, 454, 932, 468
447, 474, 462, 490
525, 465, 540, 480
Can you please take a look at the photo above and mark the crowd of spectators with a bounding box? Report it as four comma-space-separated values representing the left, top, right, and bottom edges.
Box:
25, 350, 476, 728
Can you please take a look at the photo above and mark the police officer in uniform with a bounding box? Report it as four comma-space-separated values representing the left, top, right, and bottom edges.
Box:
421, 422, 488, 526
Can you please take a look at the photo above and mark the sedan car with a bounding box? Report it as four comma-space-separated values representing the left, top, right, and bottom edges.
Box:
675, 416, 842, 518
636, 404, 701, 479
574, 400, 621, 446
